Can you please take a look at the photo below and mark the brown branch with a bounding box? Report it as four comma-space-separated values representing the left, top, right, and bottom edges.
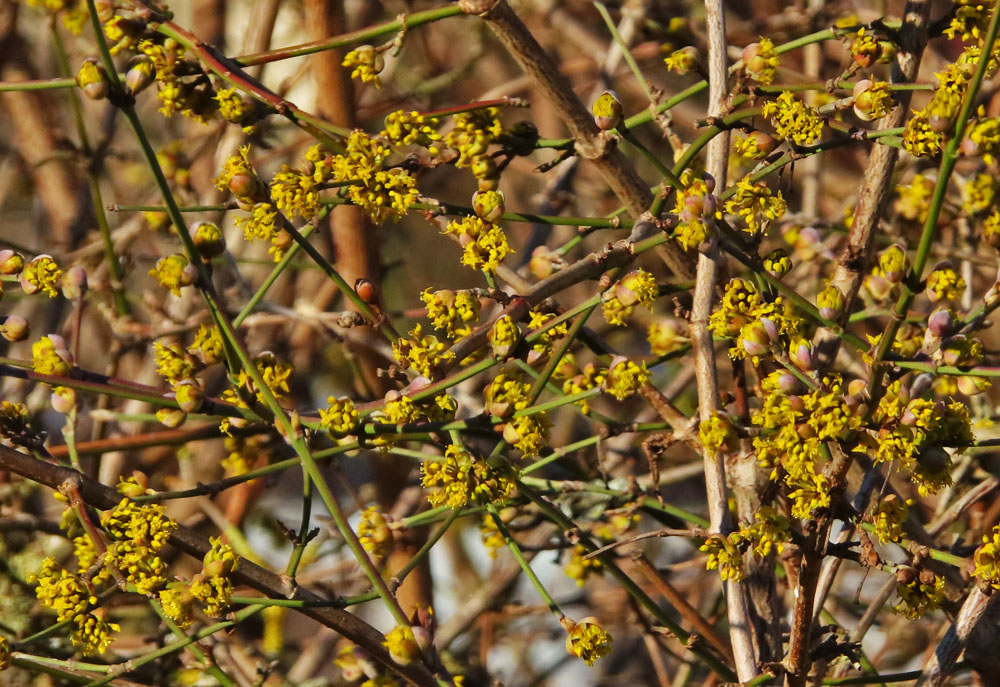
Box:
457, 0, 694, 280
0, 445, 441, 687
916, 587, 998, 687
818, 0, 932, 366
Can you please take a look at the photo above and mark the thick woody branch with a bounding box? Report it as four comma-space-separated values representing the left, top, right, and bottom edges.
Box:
819, 0, 931, 365
458, 0, 694, 279
0, 446, 441, 687
917, 587, 998, 687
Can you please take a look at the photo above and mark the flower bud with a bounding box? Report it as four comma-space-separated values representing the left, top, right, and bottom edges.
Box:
592, 90, 624, 131
958, 375, 990, 396
174, 378, 205, 413
61, 266, 88, 301
0, 250, 24, 275
789, 338, 815, 371
192, 222, 226, 259
776, 372, 802, 394
878, 244, 908, 283
0, 315, 29, 342
76, 58, 109, 100
471, 156, 499, 190
817, 284, 845, 321
47, 334, 74, 369
928, 308, 956, 338
742, 130, 779, 159
124, 55, 156, 96
354, 278, 378, 305
228, 171, 261, 200
986, 281, 1000, 306
852, 79, 881, 121
156, 407, 187, 428
472, 189, 505, 222
763, 248, 792, 277
877, 41, 897, 63
51, 386, 77, 414
119, 471, 150, 498
529, 246, 562, 280
740, 321, 772, 357
847, 379, 867, 397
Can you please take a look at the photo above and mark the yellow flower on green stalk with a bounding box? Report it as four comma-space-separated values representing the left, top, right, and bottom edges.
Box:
724, 177, 786, 234
700, 533, 744, 581
742, 37, 780, 84
342, 45, 384, 88
358, 506, 392, 557
445, 108, 503, 168
564, 617, 612, 666
443, 216, 513, 274
214, 87, 251, 123
392, 324, 455, 378
564, 544, 603, 586
893, 573, 946, 619
32, 335, 72, 377
421, 445, 515, 508
319, 396, 360, 436
382, 110, 441, 153
761, 91, 823, 146
20, 255, 63, 297
602, 269, 658, 326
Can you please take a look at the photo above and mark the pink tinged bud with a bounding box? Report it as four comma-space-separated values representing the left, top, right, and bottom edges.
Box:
790, 340, 815, 371
702, 173, 717, 194
740, 322, 772, 357
0, 315, 29, 342
592, 90, 624, 131
411, 625, 432, 653
939, 336, 966, 367
156, 407, 187, 428
929, 113, 953, 133
174, 379, 205, 413
51, 386, 77, 414
76, 58, 109, 100
0, 250, 24, 275
759, 317, 780, 343
776, 372, 802, 394
865, 273, 893, 301
928, 308, 956, 337
684, 194, 705, 217
958, 375, 989, 396
702, 193, 718, 217
47, 334, 74, 368
124, 55, 156, 96
61, 266, 88, 301
472, 190, 505, 222
846, 379, 867, 397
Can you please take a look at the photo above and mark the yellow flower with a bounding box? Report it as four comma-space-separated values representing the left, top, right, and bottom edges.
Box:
700, 533, 744, 581
564, 618, 612, 666
445, 108, 503, 168
149, 254, 196, 296
602, 269, 658, 326
392, 324, 455, 378
724, 177, 787, 234
383, 625, 421, 665
926, 265, 966, 302
564, 544, 603, 586
443, 216, 513, 274
214, 87, 251, 123
21, 255, 63, 297
32, 336, 72, 376
664, 47, 697, 74
358, 506, 392, 557
902, 108, 945, 158
190, 537, 237, 617
871, 494, 910, 543
699, 412, 737, 457
382, 110, 441, 153
270, 166, 320, 220
189, 324, 224, 365
421, 445, 515, 508
893, 572, 946, 618
604, 358, 649, 400
319, 396, 360, 436
422, 288, 481, 339
343, 45, 384, 88
762, 91, 823, 145
742, 37, 780, 84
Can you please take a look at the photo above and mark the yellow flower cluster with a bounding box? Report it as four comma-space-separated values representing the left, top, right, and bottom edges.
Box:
319, 396, 360, 436
358, 506, 392, 557
30, 557, 120, 654
870, 494, 909, 543
604, 359, 649, 400
331, 131, 421, 223
973, 525, 1000, 589
894, 173, 934, 222
562, 362, 606, 415
672, 170, 713, 251
902, 60, 974, 158
564, 544, 603, 586
421, 288, 480, 339
190, 324, 225, 365
443, 216, 513, 274
270, 166, 320, 220
382, 110, 441, 153
602, 269, 659, 326
101, 497, 176, 595
342, 45, 384, 88
893, 572, 946, 619
700, 533, 743, 581
489, 314, 521, 358
188, 537, 237, 617
393, 324, 455, 378
383, 625, 421, 664
664, 47, 697, 74
761, 91, 823, 146
743, 37, 780, 84
926, 265, 966, 302
564, 618, 612, 665
32, 336, 72, 377
149, 254, 195, 296
962, 173, 996, 214
724, 177, 787, 235
214, 88, 251, 123
420, 445, 515, 508
154, 341, 197, 384
699, 412, 737, 457
527, 310, 568, 357
945, 0, 992, 42
221, 352, 293, 407
484, 372, 550, 457
708, 279, 800, 361
21, 255, 62, 298
445, 108, 503, 169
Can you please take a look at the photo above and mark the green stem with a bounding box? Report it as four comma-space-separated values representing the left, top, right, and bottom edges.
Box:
485, 502, 562, 618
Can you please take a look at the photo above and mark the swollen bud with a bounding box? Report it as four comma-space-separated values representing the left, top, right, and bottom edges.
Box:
192, 222, 226, 259
740, 321, 772, 358
174, 378, 205, 413
817, 284, 845, 321
76, 58, 109, 100
124, 55, 156, 96
472, 189, 505, 222
0, 315, 29, 342
50, 386, 77, 415
927, 308, 956, 338
156, 407, 187, 428
592, 90, 623, 131
354, 278, 379, 305
61, 266, 88, 301
878, 244, 908, 283
0, 250, 24, 275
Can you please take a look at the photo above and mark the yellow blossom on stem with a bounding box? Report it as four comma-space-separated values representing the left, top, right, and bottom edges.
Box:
190, 537, 237, 617
21, 255, 63, 298
319, 396, 360, 436
700, 533, 744, 581
742, 38, 780, 84
973, 525, 1000, 589
270, 166, 320, 220
445, 108, 503, 168
343, 45, 384, 88
392, 324, 455, 378
32, 335, 72, 376
421, 444, 515, 508
382, 110, 441, 153
384, 625, 420, 665
761, 91, 823, 145
422, 288, 480, 339
358, 506, 392, 557
724, 177, 787, 234
893, 572, 946, 618
564, 617, 612, 666
214, 87, 251, 123
564, 544, 603, 586
604, 358, 649, 400
150, 254, 196, 296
